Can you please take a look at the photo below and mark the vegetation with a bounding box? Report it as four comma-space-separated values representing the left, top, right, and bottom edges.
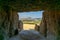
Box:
22, 18, 42, 24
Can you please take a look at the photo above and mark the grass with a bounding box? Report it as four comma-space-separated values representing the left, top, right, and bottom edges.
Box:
22, 20, 42, 30
23, 24, 35, 30
23, 20, 41, 24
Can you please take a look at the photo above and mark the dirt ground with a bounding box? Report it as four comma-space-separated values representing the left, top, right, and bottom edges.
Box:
23, 24, 35, 30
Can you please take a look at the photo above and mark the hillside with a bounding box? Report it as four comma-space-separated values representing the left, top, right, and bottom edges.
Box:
20, 18, 42, 24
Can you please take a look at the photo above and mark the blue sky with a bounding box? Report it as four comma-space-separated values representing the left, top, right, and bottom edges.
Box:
18, 11, 43, 20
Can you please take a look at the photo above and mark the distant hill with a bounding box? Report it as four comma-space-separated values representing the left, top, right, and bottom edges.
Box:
19, 18, 42, 24
20, 18, 42, 21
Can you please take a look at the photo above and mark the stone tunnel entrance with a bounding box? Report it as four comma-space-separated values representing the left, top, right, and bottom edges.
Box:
18, 11, 43, 30
0, 0, 60, 40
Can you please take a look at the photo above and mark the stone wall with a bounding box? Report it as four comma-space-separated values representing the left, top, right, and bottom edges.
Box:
35, 24, 40, 31
18, 20, 23, 31
39, 10, 60, 40
0, 6, 19, 40
8, 9, 19, 37
0, 5, 60, 40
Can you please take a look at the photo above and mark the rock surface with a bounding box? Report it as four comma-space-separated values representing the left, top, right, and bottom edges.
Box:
18, 20, 23, 31
9, 30, 46, 40
39, 10, 60, 40
0, 7, 19, 40
0, 1, 60, 40
35, 24, 40, 31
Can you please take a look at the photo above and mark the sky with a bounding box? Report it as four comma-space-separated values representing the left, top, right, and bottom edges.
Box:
18, 11, 44, 20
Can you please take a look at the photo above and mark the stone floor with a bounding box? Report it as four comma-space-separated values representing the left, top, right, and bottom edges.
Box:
9, 30, 46, 40
8, 30, 57, 40
47, 33, 56, 40
9, 30, 56, 40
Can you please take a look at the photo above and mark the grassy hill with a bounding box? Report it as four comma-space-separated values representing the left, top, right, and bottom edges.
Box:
20, 18, 42, 24
20, 18, 42, 30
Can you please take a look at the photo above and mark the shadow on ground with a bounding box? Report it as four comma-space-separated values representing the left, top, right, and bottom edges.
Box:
9, 30, 46, 40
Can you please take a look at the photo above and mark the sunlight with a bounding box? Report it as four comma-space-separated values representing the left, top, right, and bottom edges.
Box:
18, 11, 44, 30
